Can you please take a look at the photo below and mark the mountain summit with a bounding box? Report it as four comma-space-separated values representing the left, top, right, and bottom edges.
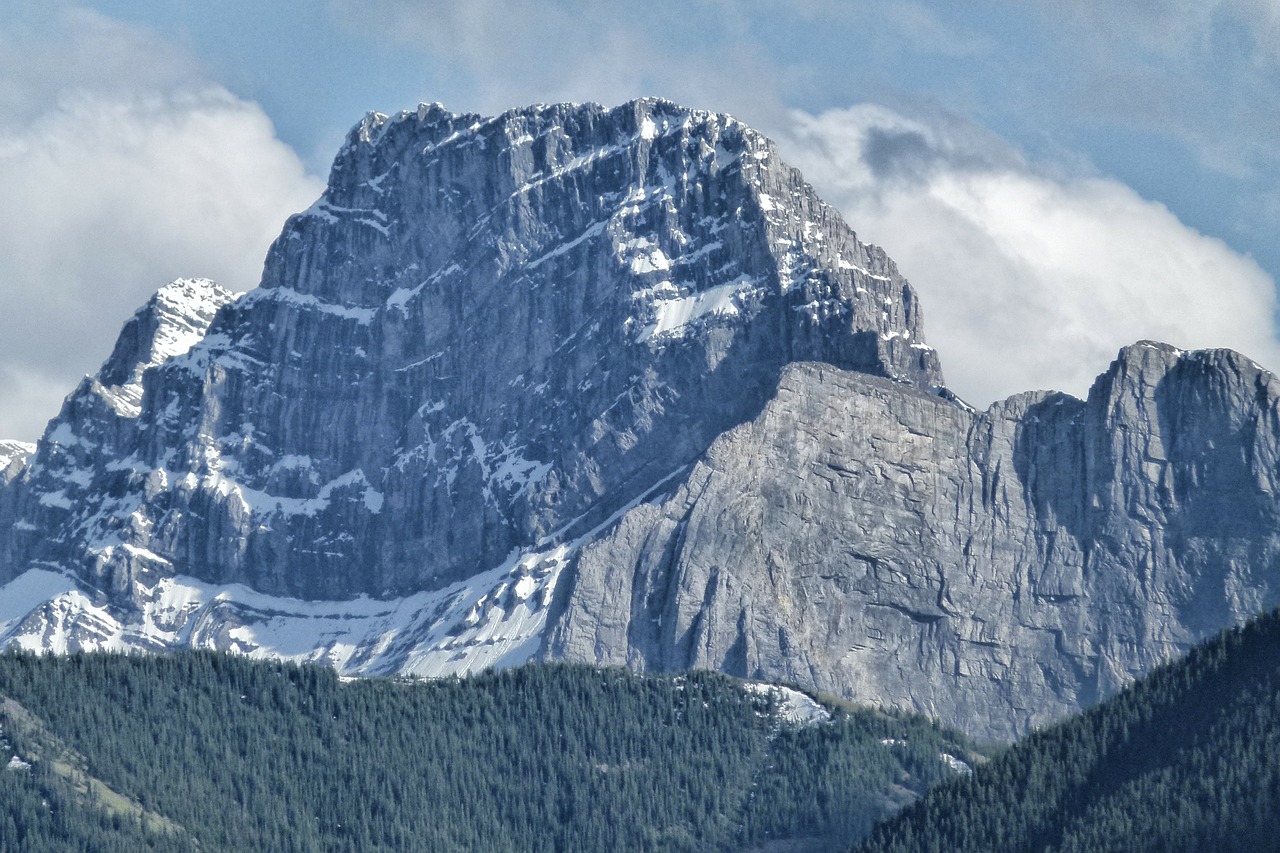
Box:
1, 98, 940, 603
3, 100, 1279, 741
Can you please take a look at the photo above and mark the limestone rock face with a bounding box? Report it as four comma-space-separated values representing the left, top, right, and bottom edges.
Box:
4, 98, 1280, 743
546, 344, 1280, 740
0, 99, 939, 601
0, 278, 235, 593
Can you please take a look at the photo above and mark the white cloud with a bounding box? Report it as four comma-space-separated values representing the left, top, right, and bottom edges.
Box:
0, 7, 321, 441
0, 6, 201, 118
780, 105, 1280, 406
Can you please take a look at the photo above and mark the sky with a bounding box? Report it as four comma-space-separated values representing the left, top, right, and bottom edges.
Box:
1, 0, 1279, 440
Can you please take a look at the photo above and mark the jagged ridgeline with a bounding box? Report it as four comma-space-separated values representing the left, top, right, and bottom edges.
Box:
0, 97, 938, 599
0, 655, 976, 853
4, 99, 1280, 742
854, 608, 1280, 853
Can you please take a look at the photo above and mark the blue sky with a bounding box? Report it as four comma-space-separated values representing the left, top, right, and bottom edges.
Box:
2, 0, 1278, 439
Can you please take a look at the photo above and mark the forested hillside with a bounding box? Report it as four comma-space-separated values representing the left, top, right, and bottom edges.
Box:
855, 608, 1280, 853
0, 654, 974, 852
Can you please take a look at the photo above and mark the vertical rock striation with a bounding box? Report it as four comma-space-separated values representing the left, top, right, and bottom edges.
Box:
0, 279, 236, 594
0, 98, 939, 600
547, 343, 1280, 740
4, 98, 1280, 741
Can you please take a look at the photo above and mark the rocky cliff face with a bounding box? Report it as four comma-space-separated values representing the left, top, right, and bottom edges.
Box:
2, 99, 1279, 742
546, 343, 1280, 739
0, 279, 235, 591
0, 98, 938, 602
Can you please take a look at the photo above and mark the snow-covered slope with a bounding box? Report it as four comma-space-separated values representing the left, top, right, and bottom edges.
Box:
743, 682, 832, 727
0, 440, 34, 483
0, 462, 679, 676
94, 278, 233, 418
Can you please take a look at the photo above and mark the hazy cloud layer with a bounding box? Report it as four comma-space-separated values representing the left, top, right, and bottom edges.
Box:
1023, 0, 1280, 182
331, 0, 800, 130
781, 105, 1280, 406
0, 8, 321, 441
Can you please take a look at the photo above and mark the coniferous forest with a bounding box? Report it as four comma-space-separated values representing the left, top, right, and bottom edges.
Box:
854, 608, 1280, 853
13, 612, 1280, 853
0, 654, 973, 852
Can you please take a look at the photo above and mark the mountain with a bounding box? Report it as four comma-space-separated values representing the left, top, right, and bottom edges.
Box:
853, 607, 1280, 853
0, 97, 939, 601
2, 98, 1280, 741
549, 341, 1280, 740
0, 654, 976, 852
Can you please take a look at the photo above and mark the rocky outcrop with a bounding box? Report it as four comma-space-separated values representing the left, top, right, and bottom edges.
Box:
545, 343, 1280, 740
0, 98, 939, 600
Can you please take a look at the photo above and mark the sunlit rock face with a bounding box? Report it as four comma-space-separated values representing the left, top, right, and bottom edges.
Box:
549, 343, 1280, 740
0, 98, 938, 602
5, 99, 1279, 743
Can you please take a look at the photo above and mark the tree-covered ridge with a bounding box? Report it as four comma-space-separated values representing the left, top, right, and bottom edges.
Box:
855, 608, 1280, 853
0, 654, 973, 852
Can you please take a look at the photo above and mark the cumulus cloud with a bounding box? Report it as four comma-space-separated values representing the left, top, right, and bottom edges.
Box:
779, 105, 1280, 406
0, 7, 321, 441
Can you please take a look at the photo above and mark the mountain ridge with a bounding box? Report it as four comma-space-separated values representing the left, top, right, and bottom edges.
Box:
546, 340, 1280, 739
3, 98, 1280, 741
1, 97, 940, 604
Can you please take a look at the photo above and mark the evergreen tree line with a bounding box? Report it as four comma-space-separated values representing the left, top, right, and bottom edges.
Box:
854, 608, 1280, 853
0, 653, 972, 852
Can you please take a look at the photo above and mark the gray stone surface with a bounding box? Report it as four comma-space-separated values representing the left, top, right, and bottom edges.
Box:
0, 278, 235, 595
0, 98, 938, 600
5, 98, 1280, 742
545, 344, 1280, 741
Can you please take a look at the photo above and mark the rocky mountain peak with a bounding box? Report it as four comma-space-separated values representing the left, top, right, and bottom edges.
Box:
3, 101, 1280, 744
1, 98, 941, 602
266, 96, 940, 384
94, 278, 235, 418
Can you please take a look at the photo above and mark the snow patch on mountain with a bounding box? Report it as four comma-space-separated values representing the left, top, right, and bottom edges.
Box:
0, 440, 35, 481
242, 285, 378, 324
97, 278, 234, 418
743, 682, 832, 727
638, 275, 760, 341
0, 462, 693, 676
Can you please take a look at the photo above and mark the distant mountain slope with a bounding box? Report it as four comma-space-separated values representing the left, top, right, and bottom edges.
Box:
854, 608, 1280, 853
550, 343, 1280, 740
0, 654, 974, 853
